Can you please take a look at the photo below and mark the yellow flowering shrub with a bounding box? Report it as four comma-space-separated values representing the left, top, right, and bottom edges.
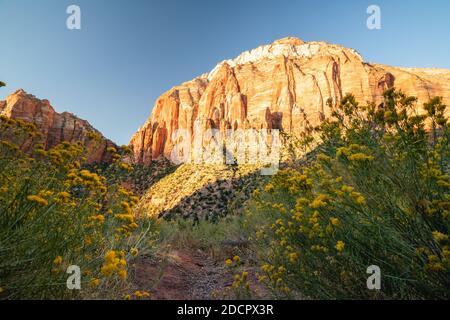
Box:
248, 89, 450, 299
230, 271, 252, 299
0, 117, 157, 299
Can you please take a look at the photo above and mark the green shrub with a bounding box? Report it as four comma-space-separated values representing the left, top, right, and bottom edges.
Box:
248, 89, 450, 299
0, 116, 156, 299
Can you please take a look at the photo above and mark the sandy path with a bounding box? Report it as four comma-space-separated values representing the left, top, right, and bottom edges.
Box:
130, 248, 267, 300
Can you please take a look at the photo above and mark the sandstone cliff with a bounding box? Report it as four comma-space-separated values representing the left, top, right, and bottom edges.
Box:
130, 37, 450, 164
0, 89, 116, 163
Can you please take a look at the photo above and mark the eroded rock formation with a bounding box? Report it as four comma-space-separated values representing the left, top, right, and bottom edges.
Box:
0, 89, 116, 163
130, 37, 450, 164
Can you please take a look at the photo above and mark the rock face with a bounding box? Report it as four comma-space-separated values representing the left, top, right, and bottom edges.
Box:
130, 37, 450, 164
135, 164, 264, 220
0, 89, 116, 163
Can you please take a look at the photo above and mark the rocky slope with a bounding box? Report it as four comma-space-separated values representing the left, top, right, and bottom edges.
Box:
130, 37, 450, 164
0, 89, 116, 163
135, 164, 265, 221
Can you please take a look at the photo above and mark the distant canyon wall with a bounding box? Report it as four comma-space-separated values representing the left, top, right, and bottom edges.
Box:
0, 89, 116, 163
130, 37, 450, 164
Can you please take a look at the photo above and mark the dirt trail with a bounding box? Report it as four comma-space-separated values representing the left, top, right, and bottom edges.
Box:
131, 248, 267, 300
131, 249, 224, 299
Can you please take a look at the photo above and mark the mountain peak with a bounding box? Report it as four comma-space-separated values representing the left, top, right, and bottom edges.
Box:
206, 37, 364, 81
14, 88, 27, 95
9, 88, 35, 100
272, 36, 305, 46
1, 90, 117, 163
130, 39, 450, 164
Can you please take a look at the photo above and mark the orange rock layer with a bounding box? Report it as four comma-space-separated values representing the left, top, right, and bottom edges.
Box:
0, 89, 116, 163
130, 37, 450, 164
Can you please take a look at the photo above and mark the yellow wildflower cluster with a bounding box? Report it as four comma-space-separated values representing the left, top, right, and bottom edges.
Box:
287, 252, 299, 263
0, 116, 38, 133
114, 201, 139, 237
51, 256, 63, 273
86, 131, 102, 141
309, 194, 329, 209
335, 241, 345, 252
100, 250, 127, 280
330, 217, 339, 226
55, 191, 71, 204
125, 290, 151, 300
432, 231, 449, 243
247, 90, 450, 299
425, 251, 450, 272
119, 162, 133, 172
317, 153, 332, 162
225, 255, 241, 267
259, 264, 290, 295
336, 144, 374, 163
416, 241, 450, 273
130, 248, 139, 257
232, 271, 250, 290
89, 278, 101, 287
226, 271, 253, 299
27, 195, 48, 206
67, 169, 107, 193
264, 183, 274, 193
1, 140, 20, 153
268, 169, 313, 196
53, 256, 63, 265
88, 214, 105, 225
46, 142, 84, 165
1, 115, 150, 299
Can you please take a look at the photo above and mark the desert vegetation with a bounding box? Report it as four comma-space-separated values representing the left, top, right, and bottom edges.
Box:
246, 89, 450, 299
0, 88, 448, 300
0, 115, 158, 299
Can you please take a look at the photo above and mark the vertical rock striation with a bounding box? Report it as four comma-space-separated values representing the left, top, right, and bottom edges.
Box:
130, 37, 450, 164
0, 89, 116, 163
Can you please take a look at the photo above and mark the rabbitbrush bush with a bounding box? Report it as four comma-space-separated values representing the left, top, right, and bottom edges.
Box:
0, 116, 156, 299
249, 89, 450, 299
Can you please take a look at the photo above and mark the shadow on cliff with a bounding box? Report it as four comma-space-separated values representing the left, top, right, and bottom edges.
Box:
156, 166, 267, 223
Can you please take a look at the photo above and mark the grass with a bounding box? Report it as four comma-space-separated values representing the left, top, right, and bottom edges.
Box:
1, 87, 448, 300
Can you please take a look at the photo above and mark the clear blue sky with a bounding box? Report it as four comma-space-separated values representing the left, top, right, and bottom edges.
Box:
1, 0, 449, 145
